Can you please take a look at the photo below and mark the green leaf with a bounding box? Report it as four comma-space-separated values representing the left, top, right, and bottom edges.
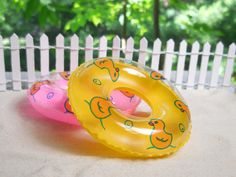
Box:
40, 0, 51, 5
91, 15, 101, 26
39, 6, 48, 27
24, 0, 41, 19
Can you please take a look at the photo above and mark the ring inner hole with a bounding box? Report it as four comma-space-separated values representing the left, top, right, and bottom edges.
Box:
109, 88, 152, 119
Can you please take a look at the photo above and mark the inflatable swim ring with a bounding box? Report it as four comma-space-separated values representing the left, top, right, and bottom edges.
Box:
27, 72, 80, 125
68, 57, 191, 157
28, 72, 141, 126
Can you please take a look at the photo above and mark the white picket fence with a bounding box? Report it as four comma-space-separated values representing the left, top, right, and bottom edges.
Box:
0, 33, 235, 91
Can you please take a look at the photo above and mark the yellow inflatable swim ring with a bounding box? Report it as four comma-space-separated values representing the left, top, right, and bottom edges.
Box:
68, 57, 191, 158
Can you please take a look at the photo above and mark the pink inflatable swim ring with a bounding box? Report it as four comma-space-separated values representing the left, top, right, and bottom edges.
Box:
27, 72, 79, 125
27, 72, 141, 125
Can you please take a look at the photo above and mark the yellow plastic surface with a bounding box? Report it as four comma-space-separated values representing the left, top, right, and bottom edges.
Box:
68, 57, 191, 158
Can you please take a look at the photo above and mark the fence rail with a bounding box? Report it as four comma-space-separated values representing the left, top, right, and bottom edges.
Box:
0, 33, 235, 91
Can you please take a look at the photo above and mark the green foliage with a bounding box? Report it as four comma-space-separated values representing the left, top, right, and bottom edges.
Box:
1, 0, 235, 45
171, 0, 236, 45
0, 0, 235, 83
65, 0, 122, 32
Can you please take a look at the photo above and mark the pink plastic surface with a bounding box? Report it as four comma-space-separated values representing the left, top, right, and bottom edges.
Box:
27, 80, 80, 125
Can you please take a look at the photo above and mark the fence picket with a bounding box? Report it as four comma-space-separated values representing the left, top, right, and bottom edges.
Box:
112, 36, 120, 58
138, 37, 148, 66
10, 34, 21, 90
187, 41, 200, 88
151, 38, 161, 71
98, 36, 107, 57
163, 39, 174, 80
0, 35, 6, 91
125, 37, 134, 60
56, 34, 64, 72
210, 42, 224, 88
176, 40, 187, 87
223, 43, 236, 86
198, 42, 211, 88
40, 34, 49, 77
25, 34, 35, 87
85, 35, 93, 61
70, 34, 79, 72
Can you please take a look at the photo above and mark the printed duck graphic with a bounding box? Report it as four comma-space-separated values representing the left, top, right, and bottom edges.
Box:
94, 58, 120, 82
85, 96, 113, 129
174, 100, 190, 119
147, 119, 175, 150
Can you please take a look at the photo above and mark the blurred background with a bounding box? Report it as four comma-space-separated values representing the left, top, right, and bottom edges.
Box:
0, 0, 235, 82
